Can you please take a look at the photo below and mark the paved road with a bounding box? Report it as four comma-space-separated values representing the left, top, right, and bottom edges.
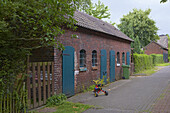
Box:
68, 66, 170, 113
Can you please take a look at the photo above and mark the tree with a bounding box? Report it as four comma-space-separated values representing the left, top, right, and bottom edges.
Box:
81, 0, 111, 20
0, 0, 87, 110
117, 9, 159, 53
78, 0, 92, 12
160, 0, 168, 3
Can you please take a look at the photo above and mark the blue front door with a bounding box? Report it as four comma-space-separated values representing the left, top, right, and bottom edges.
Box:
126, 52, 130, 65
110, 50, 115, 82
101, 49, 107, 84
62, 46, 74, 97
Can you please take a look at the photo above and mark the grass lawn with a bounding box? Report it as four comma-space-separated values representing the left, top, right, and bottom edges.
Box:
32, 101, 94, 113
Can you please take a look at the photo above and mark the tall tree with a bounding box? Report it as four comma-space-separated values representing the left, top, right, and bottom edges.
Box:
160, 0, 168, 3
0, 0, 87, 107
81, 0, 111, 19
117, 9, 159, 53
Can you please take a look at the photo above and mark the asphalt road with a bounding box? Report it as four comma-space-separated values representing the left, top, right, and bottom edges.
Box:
68, 66, 170, 113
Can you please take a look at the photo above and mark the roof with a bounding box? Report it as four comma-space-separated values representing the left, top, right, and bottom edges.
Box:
144, 41, 168, 50
74, 10, 133, 42
157, 35, 168, 49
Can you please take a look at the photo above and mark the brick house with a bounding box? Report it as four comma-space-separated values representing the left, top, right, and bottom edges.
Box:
29, 10, 133, 97
144, 35, 168, 62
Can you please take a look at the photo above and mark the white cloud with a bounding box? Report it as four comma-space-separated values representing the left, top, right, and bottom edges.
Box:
92, 0, 170, 35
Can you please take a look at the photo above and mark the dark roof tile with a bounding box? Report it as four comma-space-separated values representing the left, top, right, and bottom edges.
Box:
74, 10, 133, 42
157, 35, 168, 49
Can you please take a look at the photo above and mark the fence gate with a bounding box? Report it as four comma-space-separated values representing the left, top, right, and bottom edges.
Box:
110, 50, 115, 82
62, 46, 75, 97
101, 49, 107, 84
27, 62, 54, 109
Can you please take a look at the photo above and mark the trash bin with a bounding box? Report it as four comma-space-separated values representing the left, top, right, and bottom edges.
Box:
122, 65, 130, 79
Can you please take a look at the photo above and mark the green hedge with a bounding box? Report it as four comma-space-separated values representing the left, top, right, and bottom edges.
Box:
168, 57, 170, 62
150, 54, 164, 66
133, 54, 163, 73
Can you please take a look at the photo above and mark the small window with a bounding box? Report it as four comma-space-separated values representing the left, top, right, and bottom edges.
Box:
122, 52, 125, 65
80, 49, 86, 67
92, 50, 97, 67
117, 52, 120, 66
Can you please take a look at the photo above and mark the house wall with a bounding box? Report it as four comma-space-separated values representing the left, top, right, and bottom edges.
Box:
144, 42, 168, 63
145, 42, 163, 55
54, 27, 131, 94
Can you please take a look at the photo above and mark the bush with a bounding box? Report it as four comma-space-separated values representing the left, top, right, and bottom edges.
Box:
168, 57, 170, 62
133, 54, 164, 73
46, 94, 67, 106
150, 54, 164, 65
133, 54, 153, 73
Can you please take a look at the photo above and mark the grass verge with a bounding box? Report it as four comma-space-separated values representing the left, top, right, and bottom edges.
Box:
82, 85, 95, 93
32, 101, 94, 113
156, 63, 170, 66
53, 101, 94, 113
134, 63, 170, 76
134, 67, 158, 76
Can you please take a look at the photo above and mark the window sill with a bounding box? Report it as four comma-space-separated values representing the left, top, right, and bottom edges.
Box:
117, 64, 120, 67
80, 67, 87, 72
92, 66, 98, 70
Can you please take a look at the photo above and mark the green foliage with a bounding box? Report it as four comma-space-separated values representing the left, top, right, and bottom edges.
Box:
156, 63, 170, 66
135, 67, 158, 76
160, 0, 168, 3
35, 101, 93, 113
150, 54, 164, 66
169, 57, 170, 61
33, 101, 93, 113
133, 54, 153, 73
46, 94, 67, 106
133, 36, 141, 54
53, 101, 93, 113
140, 49, 145, 54
118, 9, 159, 53
82, 0, 111, 19
0, 74, 27, 113
78, 0, 92, 12
82, 85, 95, 93
0, 0, 86, 110
133, 53, 164, 73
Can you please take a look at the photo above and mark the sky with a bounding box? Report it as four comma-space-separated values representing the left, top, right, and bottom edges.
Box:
92, 0, 170, 35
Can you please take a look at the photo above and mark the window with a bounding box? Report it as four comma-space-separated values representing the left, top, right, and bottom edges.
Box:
80, 49, 86, 67
117, 52, 120, 66
92, 50, 97, 67
122, 52, 125, 65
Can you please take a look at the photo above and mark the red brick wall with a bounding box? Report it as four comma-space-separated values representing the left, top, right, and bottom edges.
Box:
145, 42, 163, 55
54, 27, 131, 94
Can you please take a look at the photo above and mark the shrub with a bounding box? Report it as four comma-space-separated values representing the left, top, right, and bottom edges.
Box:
150, 54, 164, 65
133, 53, 164, 73
46, 94, 67, 106
133, 54, 153, 73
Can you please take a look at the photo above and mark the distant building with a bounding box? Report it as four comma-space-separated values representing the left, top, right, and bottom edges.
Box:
144, 35, 168, 62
